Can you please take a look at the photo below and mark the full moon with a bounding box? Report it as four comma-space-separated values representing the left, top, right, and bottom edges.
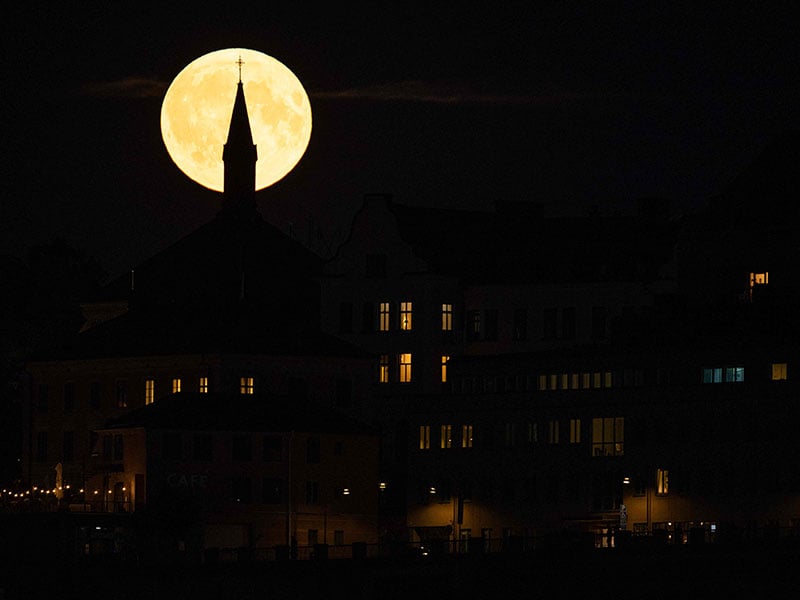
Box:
160, 48, 312, 191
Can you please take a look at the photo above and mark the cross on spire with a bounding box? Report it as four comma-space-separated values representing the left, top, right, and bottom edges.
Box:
236, 55, 244, 82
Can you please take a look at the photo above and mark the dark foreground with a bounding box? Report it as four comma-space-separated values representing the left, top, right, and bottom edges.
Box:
3, 542, 800, 599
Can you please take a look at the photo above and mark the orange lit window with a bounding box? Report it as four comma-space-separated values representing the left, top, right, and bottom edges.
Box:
592, 417, 624, 457
772, 363, 787, 381
750, 271, 769, 287
441, 355, 450, 383
399, 353, 412, 383
400, 301, 412, 330
656, 468, 669, 495
240, 377, 254, 395
379, 354, 390, 383
172, 378, 181, 393
379, 302, 391, 331
419, 425, 431, 450
199, 377, 208, 393
440, 425, 452, 449
461, 425, 473, 448
442, 303, 453, 331
145, 379, 155, 405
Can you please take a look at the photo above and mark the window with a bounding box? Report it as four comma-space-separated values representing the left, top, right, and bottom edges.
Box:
193, 433, 213, 461
513, 308, 528, 340
36, 432, 47, 462
334, 530, 345, 546
162, 432, 182, 460
656, 468, 669, 495
306, 437, 320, 463
399, 353, 412, 383
63, 382, 74, 412
484, 309, 498, 340
561, 307, 576, 339
262, 478, 283, 504
37, 383, 49, 411
591, 306, 607, 339
548, 421, 559, 444
116, 381, 128, 408
468, 310, 482, 340
772, 363, 788, 381
419, 425, 431, 450
462, 425, 473, 448
90, 382, 101, 409
400, 301, 412, 330
307, 529, 319, 546
378, 354, 390, 383
379, 302, 391, 331
504, 423, 517, 447
263, 436, 283, 461
62, 431, 74, 462
569, 419, 581, 444
172, 378, 181, 393
441, 355, 450, 383
702, 366, 744, 383
113, 434, 124, 461
543, 307, 557, 340
199, 377, 208, 393
362, 301, 374, 332
240, 376, 254, 394
592, 417, 624, 457
232, 435, 252, 461
527, 422, 538, 444
339, 301, 353, 333
305, 481, 319, 504
442, 303, 453, 331
232, 477, 252, 503
145, 379, 155, 405
440, 425, 453, 449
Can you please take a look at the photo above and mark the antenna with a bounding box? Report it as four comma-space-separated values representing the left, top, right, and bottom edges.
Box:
236, 55, 244, 83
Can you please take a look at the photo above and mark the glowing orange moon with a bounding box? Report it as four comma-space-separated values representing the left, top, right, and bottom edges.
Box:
160, 48, 312, 191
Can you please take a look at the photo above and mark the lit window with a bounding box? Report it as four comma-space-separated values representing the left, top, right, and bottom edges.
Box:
400, 301, 412, 331
592, 373, 601, 389
548, 420, 559, 444
240, 377, 254, 395
379, 354, 390, 383
582, 373, 591, 389
379, 302, 391, 331
442, 303, 453, 331
571, 373, 580, 389
440, 424, 452, 449
656, 468, 669, 495
145, 379, 155, 405
561, 374, 569, 389
441, 355, 450, 383
592, 417, 624, 457
527, 422, 538, 444
199, 377, 208, 393
172, 378, 181, 393
538, 375, 547, 390
604, 372, 613, 388
462, 425, 473, 448
702, 366, 744, 383
772, 363, 788, 381
569, 419, 581, 444
419, 425, 431, 450
750, 271, 769, 287
399, 353, 412, 383
549, 374, 557, 390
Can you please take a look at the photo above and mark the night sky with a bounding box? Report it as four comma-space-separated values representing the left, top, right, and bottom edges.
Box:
3, 3, 799, 279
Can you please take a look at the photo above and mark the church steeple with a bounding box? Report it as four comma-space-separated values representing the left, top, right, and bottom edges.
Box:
222, 59, 258, 213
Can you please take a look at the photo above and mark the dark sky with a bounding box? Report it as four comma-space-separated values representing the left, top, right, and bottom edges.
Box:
3, 3, 800, 278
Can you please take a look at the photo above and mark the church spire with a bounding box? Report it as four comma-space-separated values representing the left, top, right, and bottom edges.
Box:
222, 57, 258, 213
